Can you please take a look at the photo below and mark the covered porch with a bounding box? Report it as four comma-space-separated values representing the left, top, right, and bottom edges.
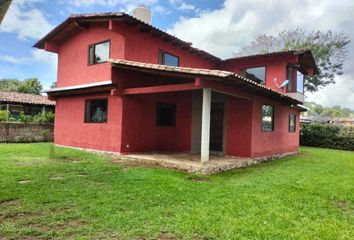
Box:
109, 58, 300, 165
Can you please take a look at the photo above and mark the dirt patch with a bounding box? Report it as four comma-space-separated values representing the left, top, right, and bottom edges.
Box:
77, 172, 88, 177
19, 179, 31, 184
335, 200, 354, 213
1, 211, 43, 222
111, 160, 161, 169
156, 232, 176, 240
50, 176, 65, 180
55, 156, 82, 163
51, 219, 87, 231
0, 198, 19, 206
186, 175, 210, 182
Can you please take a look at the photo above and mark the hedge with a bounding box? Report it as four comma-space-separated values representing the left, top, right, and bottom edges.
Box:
300, 124, 354, 151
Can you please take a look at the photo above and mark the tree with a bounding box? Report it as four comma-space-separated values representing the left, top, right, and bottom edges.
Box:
0, 79, 21, 92
17, 78, 43, 95
235, 28, 350, 92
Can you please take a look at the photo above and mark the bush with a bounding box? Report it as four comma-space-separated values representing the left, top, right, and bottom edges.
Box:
19, 112, 33, 123
0, 110, 9, 122
301, 124, 354, 151
33, 112, 54, 124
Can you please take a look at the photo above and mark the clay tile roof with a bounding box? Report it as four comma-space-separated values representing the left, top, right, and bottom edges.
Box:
0, 92, 55, 106
33, 12, 220, 62
108, 58, 295, 102
223, 49, 311, 62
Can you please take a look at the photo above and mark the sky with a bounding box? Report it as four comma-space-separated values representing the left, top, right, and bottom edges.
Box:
0, 0, 353, 109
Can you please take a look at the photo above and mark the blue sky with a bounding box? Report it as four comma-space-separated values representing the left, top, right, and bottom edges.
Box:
1, 0, 353, 109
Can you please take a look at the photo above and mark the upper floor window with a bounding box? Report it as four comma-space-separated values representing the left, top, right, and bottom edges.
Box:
158, 50, 179, 67
297, 71, 304, 93
262, 104, 274, 132
85, 99, 108, 123
287, 67, 304, 93
245, 66, 266, 84
88, 41, 110, 65
289, 113, 296, 132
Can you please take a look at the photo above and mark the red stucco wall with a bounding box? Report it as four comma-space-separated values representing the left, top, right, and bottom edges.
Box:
226, 96, 253, 157
57, 22, 125, 87
54, 92, 123, 152
120, 91, 193, 153
250, 96, 300, 157
221, 55, 297, 94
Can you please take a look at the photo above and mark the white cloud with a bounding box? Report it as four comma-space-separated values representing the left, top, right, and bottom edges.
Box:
0, 55, 27, 64
169, 0, 196, 11
0, 50, 57, 70
168, 0, 354, 108
65, 0, 157, 7
0, 0, 53, 40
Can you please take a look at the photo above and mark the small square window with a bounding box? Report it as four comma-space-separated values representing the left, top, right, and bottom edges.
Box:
289, 113, 296, 132
85, 99, 108, 123
245, 66, 266, 84
88, 41, 110, 65
158, 50, 179, 67
262, 105, 274, 132
156, 103, 176, 126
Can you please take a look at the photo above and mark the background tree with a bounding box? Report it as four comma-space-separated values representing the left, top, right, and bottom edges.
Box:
17, 78, 43, 95
235, 28, 350, 92
0, 79, 21, 92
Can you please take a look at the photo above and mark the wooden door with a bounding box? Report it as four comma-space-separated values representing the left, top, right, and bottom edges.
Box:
210, 102, 224, 152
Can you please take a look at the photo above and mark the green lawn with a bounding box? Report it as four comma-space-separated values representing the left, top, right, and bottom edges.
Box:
0, 144, 353, 240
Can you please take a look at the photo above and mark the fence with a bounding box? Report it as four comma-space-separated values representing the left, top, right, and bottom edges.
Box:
0, 122, 54, 143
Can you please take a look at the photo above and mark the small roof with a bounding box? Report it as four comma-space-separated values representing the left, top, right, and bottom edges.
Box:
109, 58, 301, 104
0, 91, 55, 106
44, 80, 113, 93
223, 49, 319, 74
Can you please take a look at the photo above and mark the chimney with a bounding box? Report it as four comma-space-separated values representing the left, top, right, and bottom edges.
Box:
132, 5, 152, 25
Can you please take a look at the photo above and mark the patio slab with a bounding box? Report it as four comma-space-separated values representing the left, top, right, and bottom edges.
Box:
115, 152, 276, 174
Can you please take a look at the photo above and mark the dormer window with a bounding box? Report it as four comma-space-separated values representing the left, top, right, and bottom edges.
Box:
158, 50, 179, 67
244, 66, 266, 84
88, 40, 110, 65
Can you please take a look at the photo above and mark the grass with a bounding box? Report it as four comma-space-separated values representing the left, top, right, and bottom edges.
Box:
0, 143, 353, 240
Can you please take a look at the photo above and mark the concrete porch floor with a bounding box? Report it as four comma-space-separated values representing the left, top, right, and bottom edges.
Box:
116, 152, 262, 174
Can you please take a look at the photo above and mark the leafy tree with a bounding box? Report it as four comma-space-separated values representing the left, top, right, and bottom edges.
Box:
0, 79, 21, 92
17, 78, 43, 95
236, 28, 350, 92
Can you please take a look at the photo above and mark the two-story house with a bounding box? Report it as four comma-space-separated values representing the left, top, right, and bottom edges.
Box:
34, 9, 318, 164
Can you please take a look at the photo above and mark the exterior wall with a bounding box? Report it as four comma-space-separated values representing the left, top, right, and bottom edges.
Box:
225, 96, 253, 157
120, 91, 193, 153
54, 92, 123, 152
112, 22, 217, 69
56, 22, 125, 87
221, 55, 298, 94
0, 123, 53, 143
250, 96, 300, 157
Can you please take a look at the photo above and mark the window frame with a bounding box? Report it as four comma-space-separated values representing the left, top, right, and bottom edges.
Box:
156, 102, 177, 127
244, 65, 267, 85
289, 113, 296, 133
84, 98, 108, 124
88, 40, 111, 65
261, 104, 274, 132
286, 66, 305, 93
158, 49, 180, 67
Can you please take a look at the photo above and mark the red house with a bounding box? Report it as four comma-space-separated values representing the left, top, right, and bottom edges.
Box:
35, 10, 318, 166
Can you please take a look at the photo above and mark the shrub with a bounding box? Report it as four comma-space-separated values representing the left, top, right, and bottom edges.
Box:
301, 124, 354, 151
33, 112, 54, 124
19, 112, 34, 123
0, 110, 9, 122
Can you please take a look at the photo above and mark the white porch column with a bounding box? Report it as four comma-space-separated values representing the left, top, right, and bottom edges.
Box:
201, 88, 211, 163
